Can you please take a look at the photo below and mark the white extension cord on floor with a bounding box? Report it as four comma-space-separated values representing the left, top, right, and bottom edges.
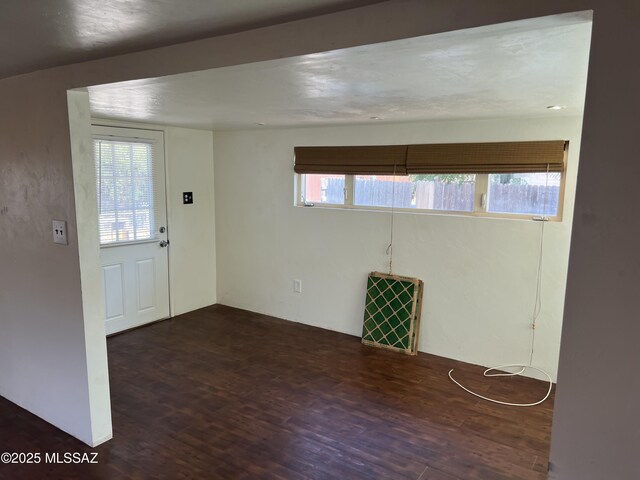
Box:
447, 364, 553, 407
448, 167, 554, 407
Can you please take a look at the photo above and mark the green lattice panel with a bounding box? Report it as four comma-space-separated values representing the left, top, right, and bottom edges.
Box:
362, 272, 424, 355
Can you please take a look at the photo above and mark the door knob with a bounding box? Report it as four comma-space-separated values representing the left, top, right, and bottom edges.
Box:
159, 240, 170, 248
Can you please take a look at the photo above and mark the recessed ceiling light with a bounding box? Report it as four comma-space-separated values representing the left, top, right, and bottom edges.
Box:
370, 116, 384, 120
546, 105, 566, 110
256, 122, 266, 126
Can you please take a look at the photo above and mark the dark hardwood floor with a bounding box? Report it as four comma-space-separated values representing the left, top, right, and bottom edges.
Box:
0, 305, 555, 479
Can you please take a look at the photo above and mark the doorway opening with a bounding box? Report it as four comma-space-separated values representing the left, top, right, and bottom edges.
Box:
68, 10, 593, 471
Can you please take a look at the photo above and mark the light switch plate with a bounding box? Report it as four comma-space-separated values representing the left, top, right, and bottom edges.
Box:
52, 220, 68, 245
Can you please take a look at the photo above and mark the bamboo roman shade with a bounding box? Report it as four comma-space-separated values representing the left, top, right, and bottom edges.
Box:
294, 141, 567, 175
406, 141, 567, 174
294, 145, 408, 175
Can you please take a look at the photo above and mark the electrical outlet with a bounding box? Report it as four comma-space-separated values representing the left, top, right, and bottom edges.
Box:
52, 220, 68, 245
183, 192, 193, 204
294, 279, 302, 293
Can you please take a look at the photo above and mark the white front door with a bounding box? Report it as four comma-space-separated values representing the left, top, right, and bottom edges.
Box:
93, 125, 170, 335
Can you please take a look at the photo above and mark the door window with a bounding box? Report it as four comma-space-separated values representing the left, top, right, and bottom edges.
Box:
94, 139, 156, 244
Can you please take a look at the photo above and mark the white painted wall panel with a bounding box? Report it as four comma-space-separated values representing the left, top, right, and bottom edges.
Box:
164, 126, 217, 316
67, 90, 112, 446
103, 263, 124, 319
136, 258, 156, 312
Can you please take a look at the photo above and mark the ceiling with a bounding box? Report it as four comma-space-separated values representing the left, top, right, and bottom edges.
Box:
0, 0, 384, 79
87, 12, 592, 131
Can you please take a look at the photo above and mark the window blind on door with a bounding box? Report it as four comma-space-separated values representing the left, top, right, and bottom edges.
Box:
94, 138, 159, 245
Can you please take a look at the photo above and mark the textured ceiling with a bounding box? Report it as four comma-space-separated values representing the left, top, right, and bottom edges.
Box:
87, 13, 592, 130
0, 0, 384, 79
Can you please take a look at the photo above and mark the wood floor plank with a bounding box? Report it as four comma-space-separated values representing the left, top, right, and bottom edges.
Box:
0, 305, 554, 479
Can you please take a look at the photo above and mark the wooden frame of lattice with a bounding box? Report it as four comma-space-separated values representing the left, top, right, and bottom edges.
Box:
362, 272, 424, 355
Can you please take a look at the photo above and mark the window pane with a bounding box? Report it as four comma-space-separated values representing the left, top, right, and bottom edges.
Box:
488, 172, 560, 216
95, 139, 155, 244
353, 174, 475, 211
303, 174, 345, 204
354, 175, 414, 208
411, 174, 475, 212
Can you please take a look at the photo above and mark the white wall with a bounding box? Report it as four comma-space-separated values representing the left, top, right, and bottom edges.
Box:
68, 91, 112, 446
165, 126, 217, 315
214, 116, 582, 381
91, 120, 218, 317
0, 76, 98, 445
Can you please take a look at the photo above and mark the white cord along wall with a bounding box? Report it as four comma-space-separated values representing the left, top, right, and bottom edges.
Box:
447, 164, 554, 407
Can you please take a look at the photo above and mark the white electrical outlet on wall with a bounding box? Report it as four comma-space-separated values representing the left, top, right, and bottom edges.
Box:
52, 220, 68, 245
294, 279, 302, 293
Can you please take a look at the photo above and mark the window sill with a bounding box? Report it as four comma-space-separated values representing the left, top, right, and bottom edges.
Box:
294, 203, 562, 222
99, 238, 160, 248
